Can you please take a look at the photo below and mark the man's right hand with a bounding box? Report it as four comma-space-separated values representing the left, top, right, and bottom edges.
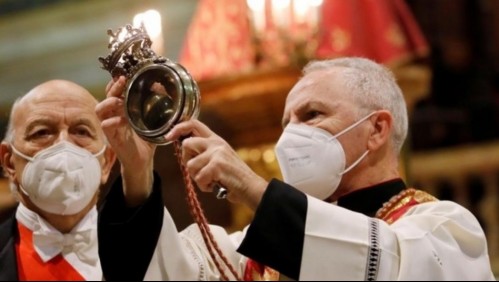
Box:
95, 76, 156, 207
164, 119, 267, 210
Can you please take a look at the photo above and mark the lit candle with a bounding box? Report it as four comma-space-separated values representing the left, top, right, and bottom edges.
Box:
133, 9, 164, 54
247, 0, 266, 34
292, 0, 309, 25
271, 0, 291, 29
308, 0, 323, 28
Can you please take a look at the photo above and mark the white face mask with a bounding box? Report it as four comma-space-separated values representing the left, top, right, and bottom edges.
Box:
11, 141, 106, 215
275, 112, 375, 200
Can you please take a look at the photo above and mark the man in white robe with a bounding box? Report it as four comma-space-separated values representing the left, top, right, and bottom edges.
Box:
97, 57, 496, 280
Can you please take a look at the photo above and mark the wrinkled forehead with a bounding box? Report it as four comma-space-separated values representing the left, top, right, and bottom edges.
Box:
11, 80, 99, 128
285, 69, 349, 110
24, 80, 96, 105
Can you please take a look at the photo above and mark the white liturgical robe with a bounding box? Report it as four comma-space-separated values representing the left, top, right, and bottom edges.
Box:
299, 197, 494, 280
99, 176, 495, 281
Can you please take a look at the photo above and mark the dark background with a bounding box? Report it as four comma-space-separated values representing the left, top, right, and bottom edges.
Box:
407, 0, 499, 151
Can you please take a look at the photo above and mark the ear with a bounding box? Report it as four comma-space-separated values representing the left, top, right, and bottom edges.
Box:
0, 142, 17, 182
100, 146, 117, 185
366, 110, 392, 152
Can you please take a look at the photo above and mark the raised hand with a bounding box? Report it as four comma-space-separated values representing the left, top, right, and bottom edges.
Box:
95, 76, 156, 206
164, 119, 267, 210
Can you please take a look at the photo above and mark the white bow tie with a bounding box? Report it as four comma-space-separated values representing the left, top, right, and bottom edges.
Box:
16, 203, 102, 280
32, 227, 96, 264
16, 203, 99, 264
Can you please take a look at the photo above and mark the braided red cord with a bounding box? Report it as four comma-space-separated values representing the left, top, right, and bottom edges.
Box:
174, 141, 242, 281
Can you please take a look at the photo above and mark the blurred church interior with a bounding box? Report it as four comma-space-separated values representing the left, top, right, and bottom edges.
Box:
0, 0, 498, 274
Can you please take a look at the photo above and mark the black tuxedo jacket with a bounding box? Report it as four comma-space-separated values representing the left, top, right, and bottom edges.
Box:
0, 211, 18, 281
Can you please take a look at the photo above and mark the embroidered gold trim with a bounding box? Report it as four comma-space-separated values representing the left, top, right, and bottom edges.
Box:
375, 188, 438, 222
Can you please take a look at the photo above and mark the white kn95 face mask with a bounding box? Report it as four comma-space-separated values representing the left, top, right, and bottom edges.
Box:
275, 112, 375, 200
11, 141, 105, 215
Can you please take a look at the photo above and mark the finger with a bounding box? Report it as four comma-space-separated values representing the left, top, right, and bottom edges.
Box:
95, 97, 125, 121
184, 146, 211, 177
107, 76, 126, 98
181, 136, 209, 160
164, 120, 213, 142
191, 150, 230, 193
105, 79, 114, 94
193, 164, 217, 193
101, 116, 128, 132
105, 77, 119, 94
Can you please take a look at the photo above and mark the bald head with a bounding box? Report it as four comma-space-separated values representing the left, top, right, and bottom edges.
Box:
5, 80, 100, 144
23, 79, 97, 104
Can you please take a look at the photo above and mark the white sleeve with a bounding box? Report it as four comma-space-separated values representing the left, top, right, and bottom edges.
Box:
301, 196, 495, 281
144, 207, 247, 281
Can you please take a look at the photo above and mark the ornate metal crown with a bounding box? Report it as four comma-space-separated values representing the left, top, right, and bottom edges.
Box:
99, 24, 165, 77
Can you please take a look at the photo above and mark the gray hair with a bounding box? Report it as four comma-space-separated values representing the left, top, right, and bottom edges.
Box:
303, 57, 408, 153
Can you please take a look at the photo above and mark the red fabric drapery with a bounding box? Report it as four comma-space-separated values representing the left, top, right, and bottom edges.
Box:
316, 0, 428, 65
179, 0, 255, 81
179, 0, 429, 81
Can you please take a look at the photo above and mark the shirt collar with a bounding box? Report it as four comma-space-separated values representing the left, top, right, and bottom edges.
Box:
337, 178, 406, 217
15, 203, 101, 280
